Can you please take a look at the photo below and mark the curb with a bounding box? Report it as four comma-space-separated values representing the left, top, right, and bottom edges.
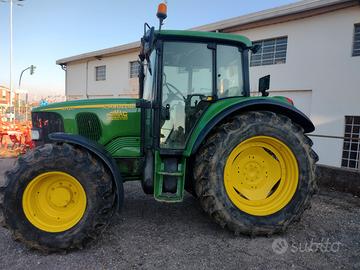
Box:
317, 165, 360, 196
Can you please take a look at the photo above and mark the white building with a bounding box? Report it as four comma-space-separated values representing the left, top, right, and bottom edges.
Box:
56, 0, 360, 170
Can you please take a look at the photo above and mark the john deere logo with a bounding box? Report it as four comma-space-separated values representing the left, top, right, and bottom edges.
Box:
107, 110, 128, 121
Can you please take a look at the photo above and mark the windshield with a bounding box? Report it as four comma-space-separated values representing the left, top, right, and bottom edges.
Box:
143, 50, 156, 101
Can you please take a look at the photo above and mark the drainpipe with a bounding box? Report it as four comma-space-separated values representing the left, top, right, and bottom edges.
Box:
85, 60, 89, 99
60, 64, 67, 100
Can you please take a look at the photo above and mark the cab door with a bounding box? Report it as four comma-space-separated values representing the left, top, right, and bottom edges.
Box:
159, 41, 214, 150
150, 40, 215, 201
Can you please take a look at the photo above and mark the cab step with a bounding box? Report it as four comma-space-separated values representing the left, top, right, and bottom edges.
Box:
157, 171, 183, 177
154, 151, 186, 202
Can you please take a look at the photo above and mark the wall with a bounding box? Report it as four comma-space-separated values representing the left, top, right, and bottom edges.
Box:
238, 6, 360, 167
66, 51, 139, 100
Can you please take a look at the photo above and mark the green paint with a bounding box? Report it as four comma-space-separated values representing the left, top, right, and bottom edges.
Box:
105, 137, 141, 157
34, 98, 141, 146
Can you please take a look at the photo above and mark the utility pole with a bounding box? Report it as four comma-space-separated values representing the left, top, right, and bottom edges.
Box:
1, 0, 24, 122
18, 65, 36, 121
10, 0, 13, 122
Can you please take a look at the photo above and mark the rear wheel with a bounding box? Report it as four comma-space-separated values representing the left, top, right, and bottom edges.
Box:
194, 111, 318, 235
0, 143, 118, 252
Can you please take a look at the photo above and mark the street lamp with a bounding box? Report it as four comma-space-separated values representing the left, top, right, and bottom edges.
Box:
18, 65, 36, 121
1, 0, 25, 122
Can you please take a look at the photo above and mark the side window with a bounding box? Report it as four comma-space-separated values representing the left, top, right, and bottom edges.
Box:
217, 45, 244, 98
143, 50, 156, 101
250, 37, 288, 66
342, 116, 360, 169
353, 24, 360, 57
95, 65, 106, 81
129, 61, 140, 78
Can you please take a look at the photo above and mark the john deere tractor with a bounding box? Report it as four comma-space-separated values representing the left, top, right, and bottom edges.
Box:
0, 3, 318, 252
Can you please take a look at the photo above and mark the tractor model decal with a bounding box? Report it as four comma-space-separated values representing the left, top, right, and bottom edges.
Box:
41, 103, 136, 111
107, 110, 129, 121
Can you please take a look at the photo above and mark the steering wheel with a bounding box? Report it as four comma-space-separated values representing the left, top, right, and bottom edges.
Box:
165, 82, 185, 100
162, 73, 184, 104
163, 82, 186, 105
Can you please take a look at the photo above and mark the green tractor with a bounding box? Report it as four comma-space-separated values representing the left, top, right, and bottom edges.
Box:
0, 4, 317, 252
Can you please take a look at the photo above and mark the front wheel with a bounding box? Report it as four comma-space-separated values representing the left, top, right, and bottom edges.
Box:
0, 143, 118, 252
194, 111, 318, 235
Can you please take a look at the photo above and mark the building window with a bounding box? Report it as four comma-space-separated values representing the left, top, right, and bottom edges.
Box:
95, 65, 106, 81
353, 24, 360, 57
130, 61, 140, 78
250, 37, 288, 66
342, 116, 360, 169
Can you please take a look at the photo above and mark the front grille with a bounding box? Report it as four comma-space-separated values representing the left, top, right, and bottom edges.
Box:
32, 112, 64, 143
76, 112, 102, 141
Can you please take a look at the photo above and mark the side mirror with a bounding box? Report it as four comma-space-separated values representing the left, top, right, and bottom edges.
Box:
138, 61, 145, 99
251, 44, 261, 54
259, 75, 270, 97
140, 24, 155, 62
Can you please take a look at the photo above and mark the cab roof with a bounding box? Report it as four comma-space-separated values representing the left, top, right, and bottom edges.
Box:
156, 30, 252, 48
57, 30, 252, 65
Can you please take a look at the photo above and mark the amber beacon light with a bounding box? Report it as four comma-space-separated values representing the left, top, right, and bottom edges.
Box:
157, 3, 167, 19
157, 2, 167, 29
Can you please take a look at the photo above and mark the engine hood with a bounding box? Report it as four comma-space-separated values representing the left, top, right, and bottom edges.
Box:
32, 98, 139, 112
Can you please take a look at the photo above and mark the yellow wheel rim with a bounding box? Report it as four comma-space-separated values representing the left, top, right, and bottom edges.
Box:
224, 136, 299, 216
22, 171, 87, 233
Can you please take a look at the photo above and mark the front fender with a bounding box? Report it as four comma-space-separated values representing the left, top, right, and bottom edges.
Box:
48, 132, 124, 210
184, 97, 315, 156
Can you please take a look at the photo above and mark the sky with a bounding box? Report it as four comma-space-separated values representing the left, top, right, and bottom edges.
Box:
0, 0, 298, 98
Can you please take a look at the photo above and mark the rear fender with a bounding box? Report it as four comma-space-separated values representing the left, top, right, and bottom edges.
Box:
185, 98, 315, 156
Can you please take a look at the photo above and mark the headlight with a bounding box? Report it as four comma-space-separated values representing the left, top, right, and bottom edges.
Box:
31, 129, 41, 140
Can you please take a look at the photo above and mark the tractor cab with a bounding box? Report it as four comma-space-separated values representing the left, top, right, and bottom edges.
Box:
141, 30, 250, 149
137, 8, 255, 201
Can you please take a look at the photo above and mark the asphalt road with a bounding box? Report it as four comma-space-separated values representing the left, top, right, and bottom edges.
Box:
0, 158, 359, 270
